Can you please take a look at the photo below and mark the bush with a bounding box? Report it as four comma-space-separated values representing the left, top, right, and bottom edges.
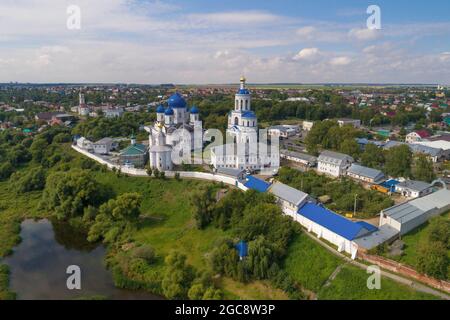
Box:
12, 167, 46, 193
131, 245, 156, 264
53, 133, 72, 143
416, 240, 448, 280
0, 162, 14, 181
162, 252, 195, 299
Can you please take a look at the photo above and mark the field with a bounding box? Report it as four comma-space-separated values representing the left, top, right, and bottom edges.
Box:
317, 265, 438, 300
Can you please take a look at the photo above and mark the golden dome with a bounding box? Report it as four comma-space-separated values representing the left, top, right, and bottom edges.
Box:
240, 76, 246, 82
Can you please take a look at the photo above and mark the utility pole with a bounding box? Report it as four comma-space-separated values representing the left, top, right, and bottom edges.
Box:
353, 194, 358, 217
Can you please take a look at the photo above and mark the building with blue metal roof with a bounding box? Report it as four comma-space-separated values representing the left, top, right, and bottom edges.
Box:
296, 202, 377, 258
244, 176, 271, 193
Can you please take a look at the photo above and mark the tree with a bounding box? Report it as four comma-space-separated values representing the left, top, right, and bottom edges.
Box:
361, 144, 384, 169
202, 287, 222, 300
246, 236, 274, 280
146, 165, 152, 177
339, 138, 360, 159
0, 162, 14, 181
42, 170, 107, 219
53, 133, 72, 143
12, 167, 46, 193
416, 241, 448, 280
426, 216, 450, 248
162, 252, 194, 299
412, 154, 436, 182
187, 283, 205, 300
29, 138, 49, 163
87, 192, 142, 243
191, 186, 216, 229
7, 145, 31, 166
384, 145, 412, 178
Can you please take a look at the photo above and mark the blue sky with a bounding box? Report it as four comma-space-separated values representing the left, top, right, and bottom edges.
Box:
0, 0, 449, 83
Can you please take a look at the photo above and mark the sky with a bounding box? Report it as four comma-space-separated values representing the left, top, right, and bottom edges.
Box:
0, 0, 450, 84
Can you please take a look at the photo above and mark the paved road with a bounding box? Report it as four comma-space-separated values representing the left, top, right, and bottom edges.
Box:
303, 231, 450, 300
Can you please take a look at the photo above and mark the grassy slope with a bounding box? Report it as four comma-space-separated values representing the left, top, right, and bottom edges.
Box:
283, 233, 342, 292
317, 265, 438, 300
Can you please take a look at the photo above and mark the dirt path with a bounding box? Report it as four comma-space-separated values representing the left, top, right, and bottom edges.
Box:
322, 263, 346, 289
302, 231, 450, 300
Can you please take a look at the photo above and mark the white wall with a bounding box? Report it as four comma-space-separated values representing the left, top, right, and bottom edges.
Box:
72, 145, 248, 191
290, 212, 358, 258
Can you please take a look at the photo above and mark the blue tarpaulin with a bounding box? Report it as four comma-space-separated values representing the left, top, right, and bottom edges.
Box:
235, 241, 248, 258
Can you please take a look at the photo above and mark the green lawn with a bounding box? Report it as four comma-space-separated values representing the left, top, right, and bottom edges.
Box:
317, 265, 439, 300
283, 233, 342, 292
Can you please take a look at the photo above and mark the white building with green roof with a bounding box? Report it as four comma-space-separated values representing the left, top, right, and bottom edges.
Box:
120, 138, 148, 168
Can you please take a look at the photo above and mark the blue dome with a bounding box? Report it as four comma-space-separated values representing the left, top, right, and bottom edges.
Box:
237, 89, 250, 95
164, 107, 174, 116
156, 105, 165, 113
189, 106, 199, 114
242, 111, 256, 118
168, 92, 187, 109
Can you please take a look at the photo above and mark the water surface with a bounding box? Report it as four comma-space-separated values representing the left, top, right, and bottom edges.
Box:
3, 219, 160, 300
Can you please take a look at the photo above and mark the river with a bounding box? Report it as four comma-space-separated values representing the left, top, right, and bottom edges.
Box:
2, 219, 161, 300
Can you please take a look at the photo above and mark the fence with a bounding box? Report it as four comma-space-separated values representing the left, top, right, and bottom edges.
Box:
358, 252, 450, 293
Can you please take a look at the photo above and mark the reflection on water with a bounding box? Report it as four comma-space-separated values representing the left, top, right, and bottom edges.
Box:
3, 219, 161, 300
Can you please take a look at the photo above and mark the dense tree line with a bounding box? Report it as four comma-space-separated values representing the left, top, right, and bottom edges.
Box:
72, 112, 154, 141
305, 120, 364, 156
277, 167, 394, 217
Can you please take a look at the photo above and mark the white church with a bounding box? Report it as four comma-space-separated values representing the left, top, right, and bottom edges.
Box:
210, 77, 279, 172
145, 92, 202, 171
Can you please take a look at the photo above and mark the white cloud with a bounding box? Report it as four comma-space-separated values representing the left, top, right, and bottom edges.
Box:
296, 26, 317, 39
188, 11, 282, 27
0, 0, 448, 83
348, 28, 380, 41
330, 56, 352, 66
293, 48, 321, 60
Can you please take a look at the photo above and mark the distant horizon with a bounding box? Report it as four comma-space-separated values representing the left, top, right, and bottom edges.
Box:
0, 82, 446, 87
